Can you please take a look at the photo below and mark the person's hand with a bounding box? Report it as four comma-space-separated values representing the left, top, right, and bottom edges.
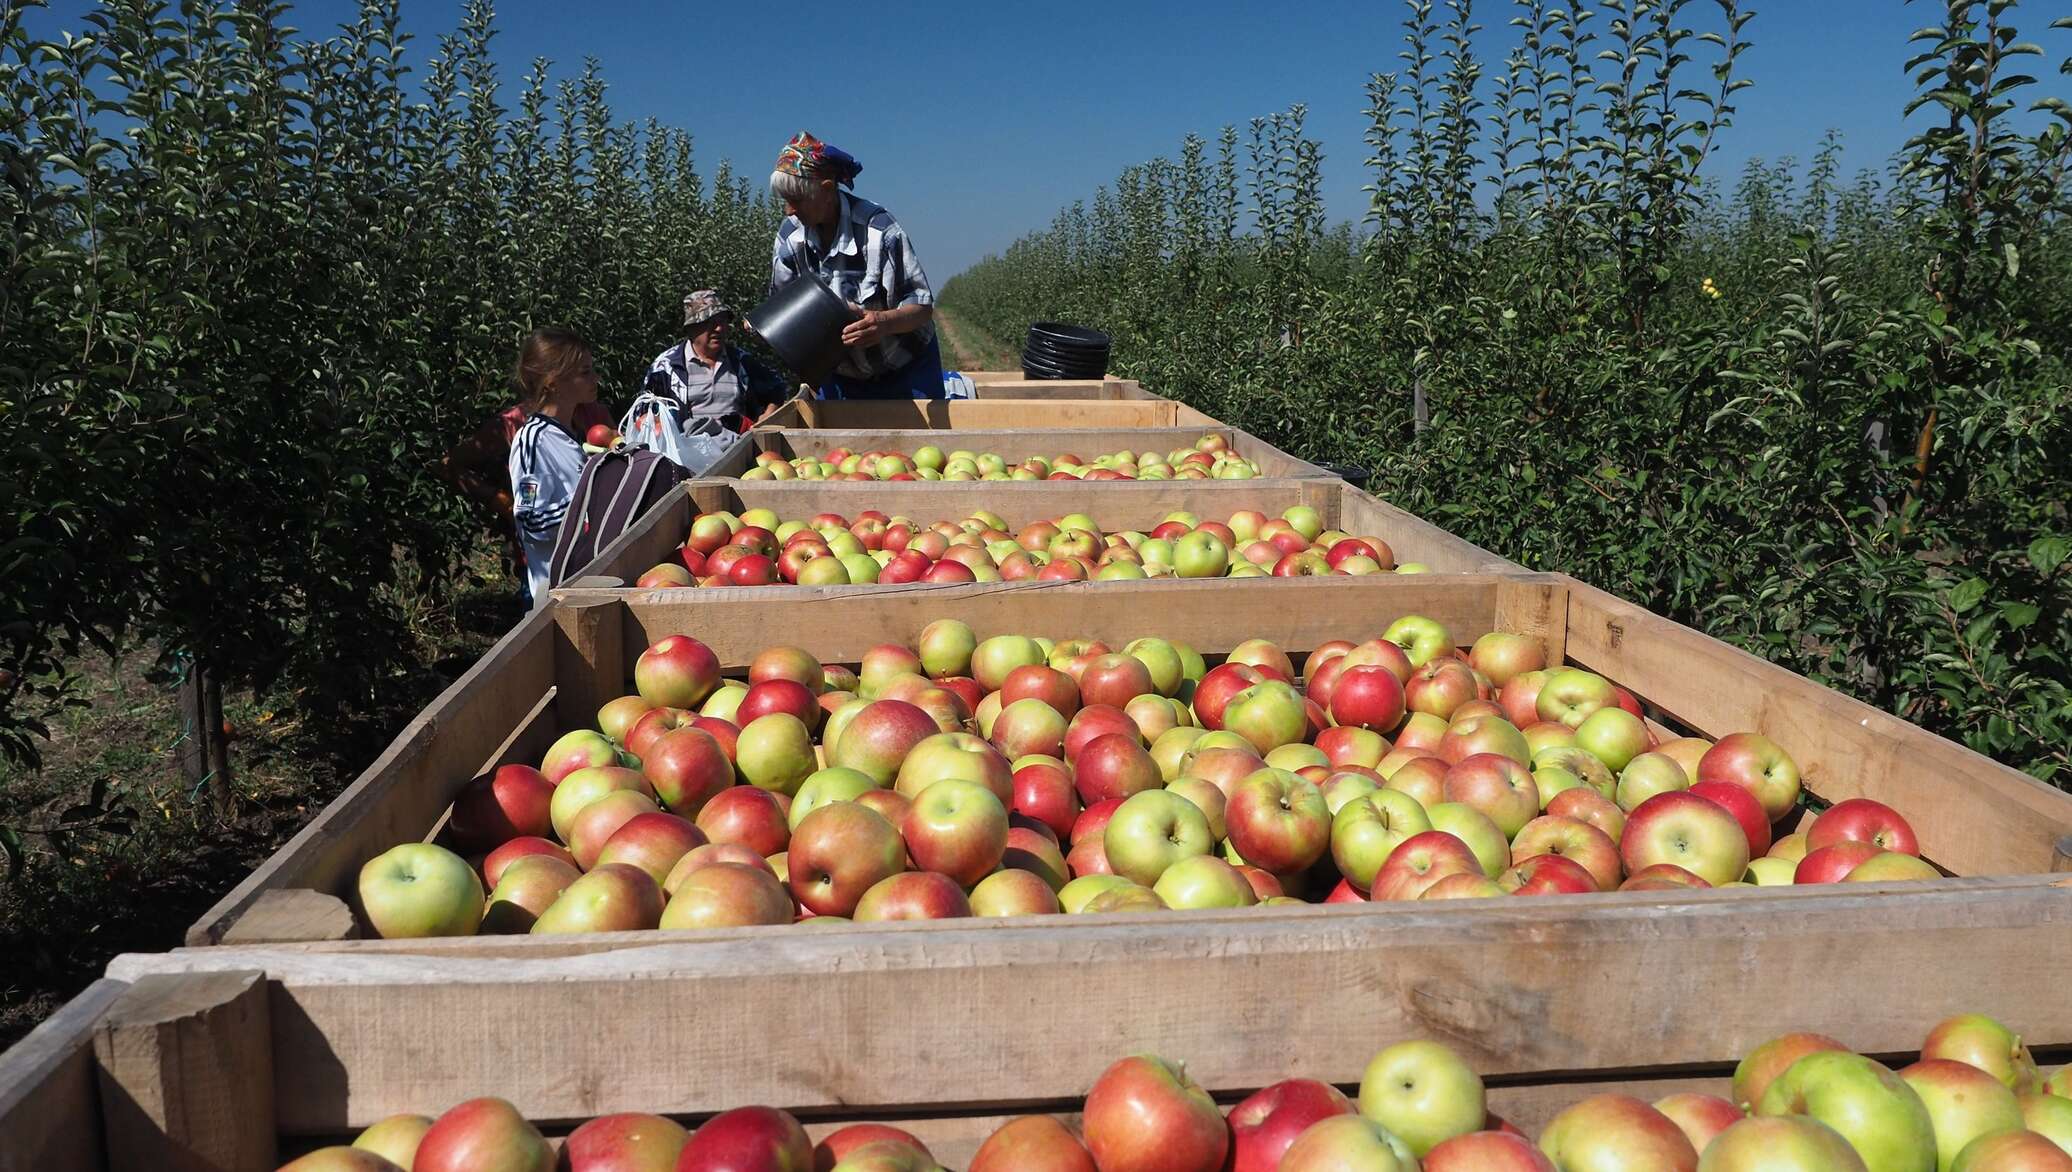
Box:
841, 304, 883, 347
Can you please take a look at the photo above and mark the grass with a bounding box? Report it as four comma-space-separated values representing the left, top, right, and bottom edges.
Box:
0, 538, 525, 1049
936, 306, 1020, 373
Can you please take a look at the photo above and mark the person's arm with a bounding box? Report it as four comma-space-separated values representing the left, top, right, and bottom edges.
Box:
438, 417, 515, 524
841, 302, 933, 347
770, 229, 798, 295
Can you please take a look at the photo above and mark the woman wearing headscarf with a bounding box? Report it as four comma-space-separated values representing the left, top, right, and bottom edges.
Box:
768, 131, 943, 400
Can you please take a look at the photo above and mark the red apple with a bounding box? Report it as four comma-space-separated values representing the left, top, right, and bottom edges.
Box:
1331, 666, 1408, 732
560, 1112, 688, 1171
968, 1115, 1095, 1172
626, 707, 696, 761
594, 811, 706, 887
1537, 1095, 1697, 1172
852, 870, 973, 920
902, 778, 1009, 887
1074, 733, 1163, 804
1795, 840, 1883, 884
643, 728, 735, 817
447, 765, 557, 852
1079, 653, 1157, 709
1510, 815, 1621, 892
1498, 852, 1598, 895
483, 836, 576, 887
1651, 1093, 1743, 1154
830, 700, 938, 785
1442, 754, 1540, 838
787, 802, 906, 917
1064, 705, 1141, 761
1002, 664, 1081, 717
1082, 1055, 1230, 1172
1228, 1079, 1355, 1172
1806, 798, 1920, 856
1688, 779, 1773, 857
737, 680, 822, 732
1697, 732, 1802, 822
1423, 1132, 1555, 1171
1192, 663, 1267, 730
412, 1098, 552, 1172
1371, 830, 1484, 901
1014, 760, 1082, 842
1620, 790, 1750, 887
1224, 768, 1331, 873
677, 1106, 812, 1172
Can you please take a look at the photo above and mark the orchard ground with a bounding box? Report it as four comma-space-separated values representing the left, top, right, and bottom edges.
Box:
0, 545, 523, 1048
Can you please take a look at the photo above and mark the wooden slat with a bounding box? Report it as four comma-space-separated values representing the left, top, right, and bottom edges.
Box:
1336, 488, 1522, 574
107, 875, 2072, 1132
184, 608, 560, 946
218, 890, 357, 946
750, 425, 1327, 481
1561, 579, 2072, 876
1494, 578, 1571, 669
0, 978, 127, 1172
553, 594, 626, 737
790, 399, 1184, 430
93, 971, 274, 1171
599, 575, 1523, 670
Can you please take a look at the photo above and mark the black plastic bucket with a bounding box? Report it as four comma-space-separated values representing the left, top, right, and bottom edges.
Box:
747, 275, 853, 386
1022, 321, 1111, 379
1315, 462, 1371, 489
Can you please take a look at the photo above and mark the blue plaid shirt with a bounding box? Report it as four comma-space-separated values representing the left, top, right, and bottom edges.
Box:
772, 192, 934, 380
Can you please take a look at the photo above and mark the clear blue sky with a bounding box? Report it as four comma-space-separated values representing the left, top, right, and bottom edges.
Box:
27, 1, 2072, 280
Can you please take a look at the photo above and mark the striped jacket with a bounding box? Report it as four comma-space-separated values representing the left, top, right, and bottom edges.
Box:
507, 412, 586, 604
772, 192, 934, 380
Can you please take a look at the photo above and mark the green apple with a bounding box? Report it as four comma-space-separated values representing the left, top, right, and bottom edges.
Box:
1152, 854, 1258, 909
1745, 856, 1799, 886
1577, 707, 1653, 772
1332, 790, 1433, 890
1104, 789, 1214, 886
1172, 530, 1231, 579
1059, 873, 1134, 913
1427, 802, 1510, 877
1358, 1039, 1486, 1156
358, 843, 485, 938
736, 713, 817, 795
1759, 1051, 1936, 1172
1899, 1060, 2024, 1172
1125, 638, 1186, 696
1281, 506, 1324, 542
791, 767, 880, 829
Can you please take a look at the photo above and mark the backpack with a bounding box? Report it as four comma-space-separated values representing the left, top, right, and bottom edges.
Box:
546, 445, 691, 588
619, 390, 739, 474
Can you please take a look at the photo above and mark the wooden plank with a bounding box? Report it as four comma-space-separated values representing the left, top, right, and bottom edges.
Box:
1337, 488, 1522, 574
106, 875, 2072, 1132
751, 425, 1325, 481
185, 608, 560, 946
1561, 579, 2072, 876
0, 978, 127, 1172
553, 594, 626, 737
218, 890, 357, 946
792, 399, 1185, 430
1493, 578, 1570, 670
93, 971, 274, 1172
598, 575, 1521, 670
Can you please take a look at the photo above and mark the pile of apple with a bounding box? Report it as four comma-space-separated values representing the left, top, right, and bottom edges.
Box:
642, 504, 1427, 589
356, 613, 1940, 940
282, 1012, 2072, 1171
738, 432, 1264, 481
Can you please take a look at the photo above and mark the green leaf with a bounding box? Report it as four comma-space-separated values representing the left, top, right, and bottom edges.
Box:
2028, 536, 2069, 576
1948, 578, 1988, 613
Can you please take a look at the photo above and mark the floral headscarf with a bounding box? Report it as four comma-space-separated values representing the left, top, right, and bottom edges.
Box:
774, 131, 862, 188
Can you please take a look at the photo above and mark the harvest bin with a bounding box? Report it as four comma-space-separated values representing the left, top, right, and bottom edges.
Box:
7, 884, 2072, 1170
564, 477, 1515, 586
702, 422, 1335, 481
956, 372, 1160, 400
755, 395, 1218, 431
180, 572, 2072, 954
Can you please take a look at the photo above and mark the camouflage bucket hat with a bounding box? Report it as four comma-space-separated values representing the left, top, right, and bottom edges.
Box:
682, 289, 733, 329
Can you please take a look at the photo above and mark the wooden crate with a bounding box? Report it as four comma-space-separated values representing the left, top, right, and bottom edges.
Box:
8, 878, 2070, 1170
182, 572, 2072, 957
958, 373, 1159, 400
705, 423, 1334, 481
757, 396, 1218, 430
565, 478, 1515, 587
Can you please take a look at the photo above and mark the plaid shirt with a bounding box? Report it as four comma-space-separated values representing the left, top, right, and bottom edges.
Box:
771, 192, 934, 380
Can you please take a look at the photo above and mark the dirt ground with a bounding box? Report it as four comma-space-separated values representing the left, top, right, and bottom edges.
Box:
936, 307, 1019, 372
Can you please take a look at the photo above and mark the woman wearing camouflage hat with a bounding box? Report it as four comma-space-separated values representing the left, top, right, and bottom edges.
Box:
768, 131, 943, 400
641, 288, 790, 432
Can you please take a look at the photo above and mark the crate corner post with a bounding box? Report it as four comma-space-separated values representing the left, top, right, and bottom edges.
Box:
1493, 575, 1571, 670
93, 969, 275, 1172
554, 592, 629, 726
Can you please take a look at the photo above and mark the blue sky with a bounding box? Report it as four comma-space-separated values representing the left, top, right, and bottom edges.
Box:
26, 1, 2072, 279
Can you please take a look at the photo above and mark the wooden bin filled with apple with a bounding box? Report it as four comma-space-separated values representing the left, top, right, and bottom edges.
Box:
6, 904, 2071, 1170
752, 394, 1219, 432
178, 570, 2072, 952
952, 372, 1159, 399
704, 422, 1333, 481
563, 478, 1514, 590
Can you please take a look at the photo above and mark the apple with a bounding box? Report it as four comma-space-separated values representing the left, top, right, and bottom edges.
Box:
543, 729, 620, 784
1950, 1132, 2072, 1171
678, 1106, 812, 1172
1547, 786, 1627, 843
791, 767, 879, 830
412, 1098, 553, 1172
1339, 638, 1416, 684
359, 843, 485, 938
967, 1115, 1095, 1172
787, 802, 907, 918
1066, 705, 1140, 760
1166, 777, 1229, 841
1152, 854, 1257, 909
1394, 712, 1448, 753
634, 635, 721, 709
1427, 802, 1511, 877
736, 713, 818, 796
1842, 851, 1941, 882
1535, 668, 1617, 728
658, 861, 793, 929
1319, 769, 1382, 815
1278, 1116, 1417, 1171
1696, 1117, 1867, 1171
694, 786, 790, 857
831, 700, 941, 785
1437, 715, 1530, 766
915, 618, 977, 678
447, 765, 557, 852
1419, 872, 1508, 900
1228, 1079, 1356, 1172
1619, 863, 1712, 891
1499, 852, 1598, 895
482, 836, 576, 887
1012, 759, 1082, 841
557, 1112, 688, 1171
1072, 798, 1124, 847
816, 1123, 932, 1172
1227, 637, 1295, 678
1808, 798, 1921, 856
1331, 789, 1433, 890
642, 727, 735, 816
1498, 671, 1550, 728
349, 1114, 433, 1169
1768, 832, 1811, 863
529, 863, 664, 934
1358, 1038, 1486, 1156
1442, 754, 1539, 838
1732, 1033, 1851, 1113
2045, 1066, 2072, 1099
1423, 1131, 1556, 1171
1621, 791, 1750, 887
1073, 733, 1163, 804
1745, 855, 1799, 885
853, 870, 972, 920
1315, 725, 1388, 770
1003, 824, 1070, 889
1331, 666, 1407, 732
1698, 732, 1802, 822
1757, 1051, 1936, 1172
738, 680, 823, 732
1383, 756, 1448, 808
1573, 707, 1650, 772
666, 843, 780, 893
2016, 1092, 2072, 1153
1900, 1059, 2025, 1172
902, 777, 1009, 887
1538, 1095, 1698, 1172
1923, 1014, 2041, 1092
1059, 873, 1133, 913
1382, 616, 1451, 667
1511, 815, 1621, 891
1104, 789, 1214, 886
1795, 841, 1883, 884
1615, 751, 1690, 811
1223, 681, 1309, 755
1082, 1054, 1230, 1172
699, 684, 749, 724
1522, 720, 1578, 757
1224, 768, 1331, 873
1404, 659, 1480, 721
969, 867, 1062, 916
1151, 727, 1210, 781
1652, 1092, 1744, 1154
1468, 633, 1546, 687
480, 854, 580, 934
1180, 744, 1266, 796
1688, 779, 1773, 857
894, 731, 1013, 803
972, 635, 1048, 691
594, 811, 705, 886
1370, 829, 1484, 900
1193, 663, 1268, 729
1002, 664, 1081, 717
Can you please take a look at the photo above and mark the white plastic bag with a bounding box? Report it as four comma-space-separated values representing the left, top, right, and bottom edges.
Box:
618, 394, 735, 475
